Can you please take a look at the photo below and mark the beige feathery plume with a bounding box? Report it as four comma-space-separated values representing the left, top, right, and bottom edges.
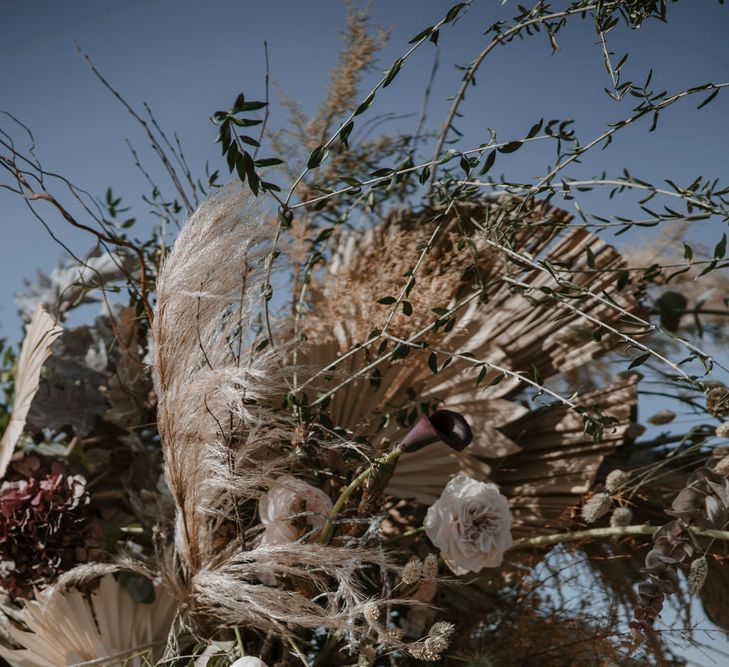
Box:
0, 305, 62, 479
151, 183, 400, 640
152, 182, 281, 574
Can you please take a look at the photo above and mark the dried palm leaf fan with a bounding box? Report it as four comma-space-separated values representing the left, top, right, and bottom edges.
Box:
295, 196, 644, 536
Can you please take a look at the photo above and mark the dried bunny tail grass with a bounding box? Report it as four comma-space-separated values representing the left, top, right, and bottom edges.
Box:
152, 182, 287, 574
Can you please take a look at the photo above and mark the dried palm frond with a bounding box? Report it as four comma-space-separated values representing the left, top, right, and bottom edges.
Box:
0, 305, 62, 480
0, 571, 176, 667
294, 198, 643, 534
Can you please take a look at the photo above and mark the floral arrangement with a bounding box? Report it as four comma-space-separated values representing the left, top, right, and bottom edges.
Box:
1, 2, 729, 666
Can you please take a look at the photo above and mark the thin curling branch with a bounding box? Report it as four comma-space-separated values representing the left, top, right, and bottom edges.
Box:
429, 2, 598, 188
1, 156, 154, 325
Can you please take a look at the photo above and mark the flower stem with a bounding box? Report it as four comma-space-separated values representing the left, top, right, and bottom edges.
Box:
318, 447, 403, 544
509, 524, 729, 551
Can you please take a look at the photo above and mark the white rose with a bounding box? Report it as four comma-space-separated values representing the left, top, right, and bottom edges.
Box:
259, 476, 333, 545
424, 474, 513, 575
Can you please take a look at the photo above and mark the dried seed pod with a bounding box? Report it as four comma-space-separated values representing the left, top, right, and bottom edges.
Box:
688, 556, 708, 594
648, 410, 676, 425
707, 384, 729, 417
605, 469, 629, 493
610, 506, 633, 527
422, 553, 438, 580
581, 492, 612, 524
402, 558, 423, 585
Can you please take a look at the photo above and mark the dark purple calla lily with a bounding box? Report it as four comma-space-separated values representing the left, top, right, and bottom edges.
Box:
399, 409, 473, 453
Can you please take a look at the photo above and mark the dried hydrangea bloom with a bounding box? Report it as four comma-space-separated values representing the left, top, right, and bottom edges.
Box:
424, 474, 513, 575
0, 454, 104, 599
258, 476, 333, 545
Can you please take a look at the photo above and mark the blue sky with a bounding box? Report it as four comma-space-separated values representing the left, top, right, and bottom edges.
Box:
1, 2, 729, 661
1, 2, 728, 347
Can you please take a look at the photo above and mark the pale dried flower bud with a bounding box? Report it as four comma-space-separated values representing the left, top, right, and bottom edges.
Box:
422, 553, 438, 580
688, 556, 708, 594
648, 410, 676, 425
605, 469, 629, 493
581, 493, 612, 524
610, 506, 633, 527
716, 422, 729, 439
402, 558, 423, 585
258, 476, 333, 545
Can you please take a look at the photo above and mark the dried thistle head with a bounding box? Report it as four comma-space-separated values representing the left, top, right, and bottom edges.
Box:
707, 384, 729, 418
408, 621, 455, 662
422, 553, 438, 579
